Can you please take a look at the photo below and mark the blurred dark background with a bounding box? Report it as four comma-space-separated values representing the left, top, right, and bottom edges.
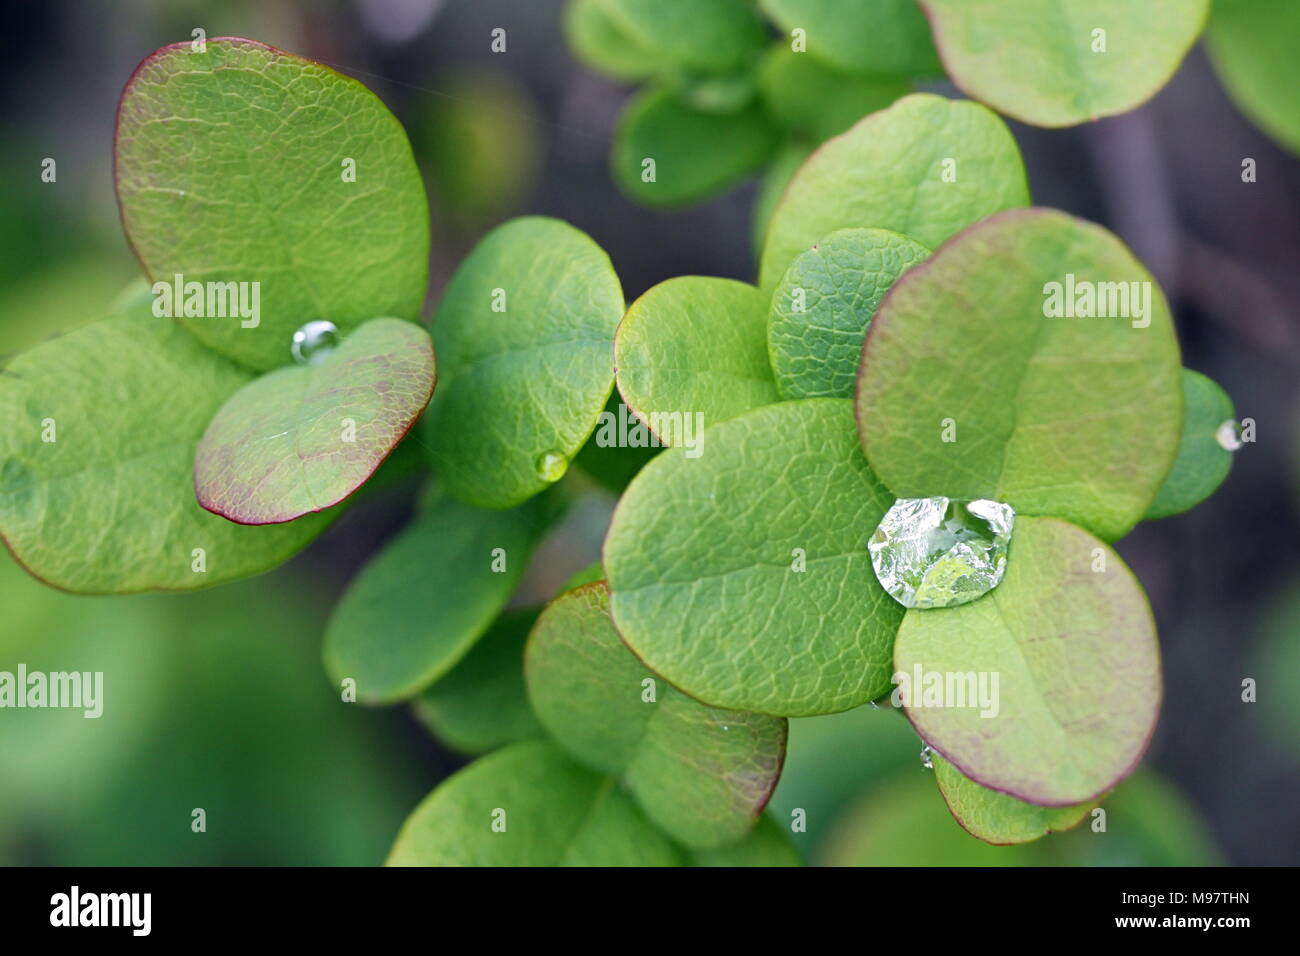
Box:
1, 0, 1296, 865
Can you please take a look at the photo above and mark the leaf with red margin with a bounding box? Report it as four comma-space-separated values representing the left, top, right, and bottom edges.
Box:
894, 515, 1160, 806
195, 317, 434, 525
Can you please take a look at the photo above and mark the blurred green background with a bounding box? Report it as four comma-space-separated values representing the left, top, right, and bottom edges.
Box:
1, 0, 1298, 865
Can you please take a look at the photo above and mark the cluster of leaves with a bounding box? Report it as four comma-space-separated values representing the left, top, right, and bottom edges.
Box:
565, 0, 1213, 235
0, 20, 1244, 865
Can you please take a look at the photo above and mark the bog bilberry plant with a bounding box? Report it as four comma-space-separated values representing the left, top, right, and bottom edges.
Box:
0, 6, 1254, 866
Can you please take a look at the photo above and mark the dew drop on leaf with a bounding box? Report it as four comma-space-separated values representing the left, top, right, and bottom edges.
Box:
291, 320, 340, 366
919, 744, 934, 770
868, 496, 1014, 609
535, 452, 568, 483
1215, 419, 1244, 452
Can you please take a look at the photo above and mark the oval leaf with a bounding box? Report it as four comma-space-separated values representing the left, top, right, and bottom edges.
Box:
564, 0, 660, 83
759, 93, 1029, 290
0, 306, 331, 593
323, 485, 553, 704
1206, 0, 1300, 155
920, 0, 1209, 127
114, 37, 429, 371
412, 609, 545, 756
758, 46, 909, 143
894, 516, 1161, 805
933, 753, 1096, 846
597, 0, 767, 73
526, 583, 787, 848
613, 88, 779, 207
857, 208, 1183, 542
423, 217, 623, 509
605, 399, 904, 716
769, 227, 930, 400
757, 0, 942, 78
195, 318, 434, 524
615, 276, 777, 444
387, 740, 683, 866
1145, 369, 1235, 520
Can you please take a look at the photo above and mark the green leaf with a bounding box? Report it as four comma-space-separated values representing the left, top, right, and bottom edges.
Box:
525, 583, 787, 848
615, 277, 778, 441
605, 399, 904, 716
758, 46, 909, 143
0, 306, 331, 593
564, 0, 661, 83
613, 88, 779, 207
1206, 0, 1300, 154
769, 227, 930, 400
664, 68, 759, 114
323, 485, 553, 704
194, 318, 434, 524
688, 814, 802, 866
412, 609, 545, 755
921, 0, 1209, 127
386, 739, 683, 866
114, 37, 429, 372
759, 93, 1029, 291
757, 0, 941, 78
894, 516, 1161, 806
423, 217, 623, 509
596, 0, 767, 73
1145, 369, 1235, 520
933, 753, 1096, 845
856, 208, 1184, 542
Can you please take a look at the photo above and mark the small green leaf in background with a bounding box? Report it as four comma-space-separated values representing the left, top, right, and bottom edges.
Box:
933, 753, 1095, 845
769, 227, 930, 400
564, 0, 661, 83
688, 814, 802, 866
0, 306, 331, 593
758, 46, 909, 143
596, 0, 767, 73
1206, 0, 1300, 154
526, 583, 787, 848
615, 276, 778, 440
560, 561, 605, 592
664, 68, 759, 114
857, 208, 1183, 543
613, 88, 779, 206
412, 609, 545, 756
605, 399, 904, 716
323, 485, 554, 704
1145, 369, 1236, 520
387, 740, 683, 866
759, 93, 1029, 290
757, 0, 942, 78
920, 0, 1209, 127
194, 318, 434, 524
752, 142, 814, 259
423, 217, 623, 509
894, 516, 1161, 806
115, 38, 429, 372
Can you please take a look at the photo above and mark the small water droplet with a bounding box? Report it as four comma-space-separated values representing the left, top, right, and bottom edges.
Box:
291, 320, 340, 366
535, 452, 568, 483
1215, 419, 1243, 452
919, 744, 933, 770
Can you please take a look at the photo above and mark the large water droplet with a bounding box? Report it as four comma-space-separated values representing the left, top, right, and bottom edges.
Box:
535, 452, 568, 483
1215, 419, 1243, 452
869, 496, 1014, 609
291, 320, 340, 366
919, 744, 934, 770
